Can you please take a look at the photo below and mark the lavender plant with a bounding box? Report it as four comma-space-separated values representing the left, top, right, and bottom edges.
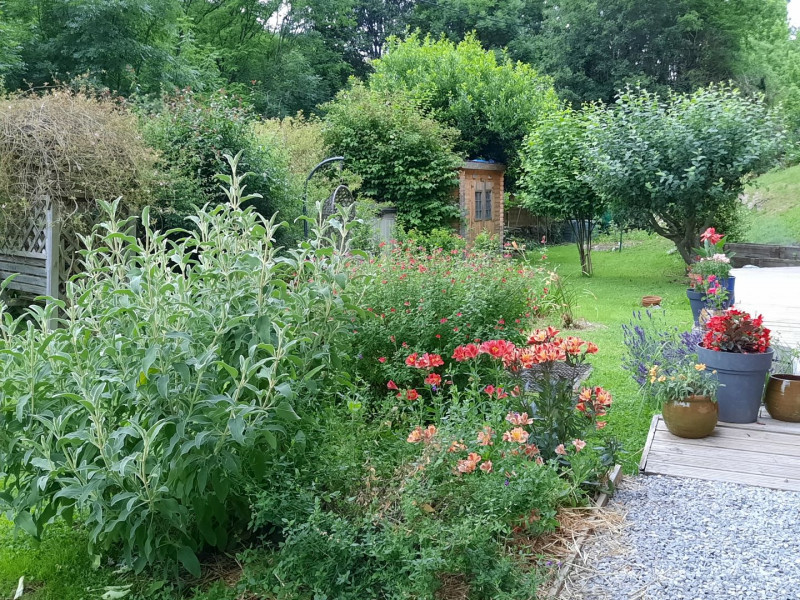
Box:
621, 310, 702, 387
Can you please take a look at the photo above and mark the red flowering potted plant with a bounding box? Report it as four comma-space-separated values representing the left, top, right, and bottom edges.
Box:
687, 228, 735, 325
697, 309, 772, 423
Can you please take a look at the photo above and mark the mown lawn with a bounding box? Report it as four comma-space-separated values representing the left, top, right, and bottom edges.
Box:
742, 164, 800, 244
541, 233, 692, 473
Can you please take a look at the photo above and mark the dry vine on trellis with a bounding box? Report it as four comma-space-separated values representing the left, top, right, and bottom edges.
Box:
0, 87, 155, 245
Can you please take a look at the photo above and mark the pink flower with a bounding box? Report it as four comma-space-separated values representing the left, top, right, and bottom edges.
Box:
387, 380, 398, 390
572, 439, 586, 452
479, 460, 493, 473
554, 444, 567, 455
378, 357, 387, 363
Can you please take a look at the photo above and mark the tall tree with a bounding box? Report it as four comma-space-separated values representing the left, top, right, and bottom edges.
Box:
370, 33, 560, 186
584, 85, 785, 263
534, 0, 788, 105
520, 108, 605, 276
408, 0, 546, 63
4, 0, 189, 94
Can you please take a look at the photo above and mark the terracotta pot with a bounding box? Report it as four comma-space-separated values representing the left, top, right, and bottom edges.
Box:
662, 395, 718, 438
641, 295, 662, 307
765, 374, 800, 422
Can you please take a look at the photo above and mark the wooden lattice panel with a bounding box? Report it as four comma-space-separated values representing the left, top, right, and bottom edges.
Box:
0, 197, 50, 255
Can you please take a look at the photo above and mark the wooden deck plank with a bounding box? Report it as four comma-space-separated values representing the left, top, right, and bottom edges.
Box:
652, 429, 800, 457
698, 423, 800, 444
648, 438, 800, 469
640, 414, 800, 491
646, 448, 800, 480
718, 418, 800, 436
643, 461, 800, 492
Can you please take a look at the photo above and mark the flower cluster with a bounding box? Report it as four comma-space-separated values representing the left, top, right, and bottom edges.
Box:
701, 309, 770, 354
407, 424, 437, 444
450, 329, 598, 371
690, 228, 734, 286
576, 387, 612, 429
405, 352, 445, 369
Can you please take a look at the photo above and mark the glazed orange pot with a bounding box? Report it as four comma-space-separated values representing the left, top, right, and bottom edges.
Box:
662, 395, 718, 439
765, 374, 800, 423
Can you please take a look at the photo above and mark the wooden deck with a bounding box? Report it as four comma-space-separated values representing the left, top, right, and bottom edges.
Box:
639, 410, 800, 492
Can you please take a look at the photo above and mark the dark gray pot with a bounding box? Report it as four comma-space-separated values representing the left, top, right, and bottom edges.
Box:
696, 344, 774, 423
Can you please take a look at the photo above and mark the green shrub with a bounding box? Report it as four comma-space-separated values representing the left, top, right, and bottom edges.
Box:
142, 90, 294, 234
350, 241, 554, 390
0, 156, 360, 573
322, 82, 463, 232
250, 403, 568, 600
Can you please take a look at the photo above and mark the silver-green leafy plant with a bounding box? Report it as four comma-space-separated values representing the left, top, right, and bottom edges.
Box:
0, 153, 362, 575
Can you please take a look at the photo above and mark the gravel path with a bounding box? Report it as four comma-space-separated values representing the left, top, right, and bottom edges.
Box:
562, 475, 800, 599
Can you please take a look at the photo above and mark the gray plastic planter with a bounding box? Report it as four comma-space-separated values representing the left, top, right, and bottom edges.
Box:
696, 344, 773, 423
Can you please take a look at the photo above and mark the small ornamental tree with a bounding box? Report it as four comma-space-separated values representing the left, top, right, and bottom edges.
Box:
520, 108, 605, 276
584, 85, 785, 264
322, 81, 463, 231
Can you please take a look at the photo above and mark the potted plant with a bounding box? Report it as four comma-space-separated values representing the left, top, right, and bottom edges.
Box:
765, 364, 800, 422
687, 228, 735, 324
647, 363, 720, 438
696, 309, 773, 423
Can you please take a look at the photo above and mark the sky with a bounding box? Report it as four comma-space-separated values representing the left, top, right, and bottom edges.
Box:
789, 0, 800, 28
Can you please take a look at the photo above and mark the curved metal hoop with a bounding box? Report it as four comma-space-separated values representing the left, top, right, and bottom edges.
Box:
323, 184, 354, 217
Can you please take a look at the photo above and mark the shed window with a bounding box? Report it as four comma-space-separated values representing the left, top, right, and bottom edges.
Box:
474, 190, 483, 221
484, 189, 492, 220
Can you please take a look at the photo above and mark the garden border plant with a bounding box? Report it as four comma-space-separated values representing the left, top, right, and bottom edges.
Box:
0, 154, 362, 575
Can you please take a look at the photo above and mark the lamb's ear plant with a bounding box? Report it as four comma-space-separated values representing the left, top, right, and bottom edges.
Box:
0, 153, 360, 575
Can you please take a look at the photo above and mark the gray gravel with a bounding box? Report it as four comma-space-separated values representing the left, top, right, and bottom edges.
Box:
564, 475, 800, 600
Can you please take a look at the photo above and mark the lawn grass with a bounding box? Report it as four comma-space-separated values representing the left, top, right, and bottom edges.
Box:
0, 518, 118, 600
541, 234, 692, 473
742, 164, 800, 244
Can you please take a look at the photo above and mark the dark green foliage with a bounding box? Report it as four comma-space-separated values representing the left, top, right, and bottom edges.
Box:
141, 90, 295, 234
584, 85, 786, 263
322, 82, 463, 231
1, 0, 198, 94
534, 0, 789, 106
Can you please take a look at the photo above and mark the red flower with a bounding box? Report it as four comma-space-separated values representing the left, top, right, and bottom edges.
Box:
484, 384, 496, 396
424, 373, 442, 386
378, 357, 387, 363
700, 227, 724, 245
387, 380, 399, 390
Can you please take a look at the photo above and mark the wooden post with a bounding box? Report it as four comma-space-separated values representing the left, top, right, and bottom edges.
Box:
44, 199, 60, 301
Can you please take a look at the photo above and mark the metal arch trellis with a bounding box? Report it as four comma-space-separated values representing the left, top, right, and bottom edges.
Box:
302, 156, 354, 239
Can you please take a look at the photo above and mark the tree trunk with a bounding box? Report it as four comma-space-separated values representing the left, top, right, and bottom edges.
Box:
571, 217, 594, 276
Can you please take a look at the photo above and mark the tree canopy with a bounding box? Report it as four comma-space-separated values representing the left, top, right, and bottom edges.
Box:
519, 108, 605, 275
370, 33, 560, 180
583, 85, 786, 263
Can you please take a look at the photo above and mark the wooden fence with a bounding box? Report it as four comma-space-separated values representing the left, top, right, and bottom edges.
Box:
725, 243, 800, 268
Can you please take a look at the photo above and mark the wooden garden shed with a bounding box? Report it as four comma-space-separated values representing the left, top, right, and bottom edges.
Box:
458, 160, 505, 245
